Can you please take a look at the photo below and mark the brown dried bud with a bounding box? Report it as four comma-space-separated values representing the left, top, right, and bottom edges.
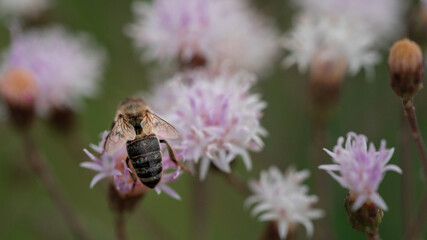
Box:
0, 68, 38, 129
344, 193, 383, 236
388, 39, 424, 100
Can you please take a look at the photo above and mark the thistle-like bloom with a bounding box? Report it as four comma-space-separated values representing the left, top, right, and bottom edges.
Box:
319, 132, 402, 211
282, 14, 380, 75
148, 70, 267, 180
283, 0, 404, 76
126, 0, 279, 73
246, 166, 324, 239
80, 131, 182, 200
0, 0, 51, 18
0, 26, 106, 116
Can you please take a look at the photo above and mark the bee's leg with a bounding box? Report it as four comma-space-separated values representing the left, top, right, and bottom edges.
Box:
160, 139, 189, 173
126, 157, 137, 191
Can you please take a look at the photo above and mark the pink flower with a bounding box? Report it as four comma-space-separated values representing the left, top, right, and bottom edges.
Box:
80, 131, 182, 200
246, 166, 324, 239
148, 69, 267, 180
126, 0, 279, 73
319, 132, 402, 211
1, 26, 106, 115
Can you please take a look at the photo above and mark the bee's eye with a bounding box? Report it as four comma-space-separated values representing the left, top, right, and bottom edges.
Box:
118, 114, 123, 118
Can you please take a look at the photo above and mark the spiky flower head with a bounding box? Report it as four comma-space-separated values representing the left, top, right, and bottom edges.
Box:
148, 70, 267, 180
126, 0, 279, 73
246, 166, 324, 239
80, 131, 182, 200
388, 38, 424, 100
319, 132, 402, 211
1, 26, 106, 116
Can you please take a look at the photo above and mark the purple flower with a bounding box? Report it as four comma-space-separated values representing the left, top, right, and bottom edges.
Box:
80, 131, 183, 200
246, 166, 324, 239
126, 0, 279, 73
319, 132, 402, 211
148, 70, 267, 180
1, 26, 106, 116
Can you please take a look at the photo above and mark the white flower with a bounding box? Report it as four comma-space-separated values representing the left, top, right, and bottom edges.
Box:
319, 132, 402, 211
246, 166, 324, 239
1, 26, 106, 115
282, 13, 380, 75
126, 0, 279, 73
0, 0, 51, 18
148, 69, 267, 180
291, 0, 404, 40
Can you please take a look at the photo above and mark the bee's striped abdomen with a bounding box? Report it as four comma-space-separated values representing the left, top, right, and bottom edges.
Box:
127, 134, 162, 188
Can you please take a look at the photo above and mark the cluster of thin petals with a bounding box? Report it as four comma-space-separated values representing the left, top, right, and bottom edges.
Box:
246, 166, 324, 239
126, 0, 279, 73
148, 70, 267, 180
319, 132, 402, 211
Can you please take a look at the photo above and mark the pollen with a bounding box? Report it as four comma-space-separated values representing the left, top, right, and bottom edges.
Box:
0, 68, 38, 108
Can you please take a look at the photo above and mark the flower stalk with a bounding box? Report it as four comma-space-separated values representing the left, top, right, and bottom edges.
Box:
402, 98, 427, 177
23, 132, 91, 240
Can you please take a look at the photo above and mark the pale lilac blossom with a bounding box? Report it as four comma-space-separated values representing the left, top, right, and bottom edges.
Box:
148, 70, 267, 180
80, 131, 182, 200
283, 0, 404, 76
319, 132, 402, 211
282, 14, 380, 75
126, 0, 279, 73
246, 166, 324, 239
0, 26, 106, 115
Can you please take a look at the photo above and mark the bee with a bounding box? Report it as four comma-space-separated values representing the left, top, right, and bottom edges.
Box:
104, 96, 186, 189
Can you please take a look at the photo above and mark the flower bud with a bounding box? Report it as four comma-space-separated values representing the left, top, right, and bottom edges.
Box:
0, 68, 38, 129
345, 193, 384, 235
388, 39, 424, 100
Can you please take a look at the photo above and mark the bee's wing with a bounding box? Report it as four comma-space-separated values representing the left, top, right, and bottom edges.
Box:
104, 118, 136, 154
146, 111, 179, 139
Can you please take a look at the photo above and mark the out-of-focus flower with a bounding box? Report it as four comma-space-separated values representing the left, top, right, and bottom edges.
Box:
80, 131, 182, 200
319, 132, 402, 211
291, 0, 403, 40
246, 166, 324, 239
0, 26, 106, 116
126, 0, 279, 73
148, 70, 267, 180
282, 14, 380, 75
283, 0, 404, 76
0, 0, 51, 18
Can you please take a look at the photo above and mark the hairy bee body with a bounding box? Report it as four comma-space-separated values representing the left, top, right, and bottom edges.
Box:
126, 133, 163, 189
105, 96, 182, 189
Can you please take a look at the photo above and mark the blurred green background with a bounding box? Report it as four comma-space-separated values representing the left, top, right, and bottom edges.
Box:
0, 0, 425, 239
